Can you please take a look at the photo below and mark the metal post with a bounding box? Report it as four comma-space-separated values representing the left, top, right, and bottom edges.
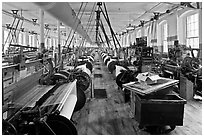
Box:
34, 34, 38, 48
57, 21, 61, 66
40, 9, 45, 52
2, 27, 5, 53
25, 30, 29, 46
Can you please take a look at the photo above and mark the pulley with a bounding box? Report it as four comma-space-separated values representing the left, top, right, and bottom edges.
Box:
116, 69, 138, 89
101, 53, 106, 59
88, 55, 94, 62
75, 61, 93, 73
102, 54, 107, 61
104, 57, 110, 65
75, 64, 91, 76
75, 71, 91, 92
58, 69, 91, 92
107, 59, 118, 73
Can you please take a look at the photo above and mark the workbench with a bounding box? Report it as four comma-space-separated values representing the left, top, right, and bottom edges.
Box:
123, 77, 186, 133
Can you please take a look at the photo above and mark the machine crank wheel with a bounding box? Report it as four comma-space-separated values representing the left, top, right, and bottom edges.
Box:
116, 70, 131, 89
76, 72, 91, 92
39, 115, 77, 135
85, 61, 93, 72
182, 57, 193, 68
105, 57, 110, 65
42, 58, 54, 75
108, 60, 117, 73
76, 61, 93, 72
2, 120, 17, 135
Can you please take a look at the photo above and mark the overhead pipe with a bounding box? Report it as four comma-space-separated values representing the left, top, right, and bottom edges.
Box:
34, 2, 92, 43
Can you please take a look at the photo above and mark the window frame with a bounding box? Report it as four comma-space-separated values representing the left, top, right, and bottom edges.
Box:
162, 22, 168, 53
186, 13, 199, 49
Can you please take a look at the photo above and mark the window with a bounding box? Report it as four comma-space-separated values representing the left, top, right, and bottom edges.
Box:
186, 13, 199, 48
3, 30, 9, 53
163, 23, 168, 52
137, 30, 141, 38
18, 33, 23, 45
29, 35, 33, 47
23, 34, 26, 45
145, 26, 150, 46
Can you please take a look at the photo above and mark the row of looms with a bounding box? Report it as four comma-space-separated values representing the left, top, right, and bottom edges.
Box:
2, 2, 202, 135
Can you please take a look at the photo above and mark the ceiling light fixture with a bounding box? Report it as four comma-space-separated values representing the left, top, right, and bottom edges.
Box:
153, 12, 160, 20
140, 20, 145, 27
21, 28, 24, 32
5, 23, 10, 28
32, 18, 38, 23
166, 9, 171, 13
44, 24, 49, 29
126, 23, 134, 31
11, 10, 18, 15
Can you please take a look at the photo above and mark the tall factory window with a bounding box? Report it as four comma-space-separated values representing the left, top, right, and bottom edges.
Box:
3, 30, 9, 52
163, 23, 168, 52
137, 30, 141, 38
18, 33, 23, 45
29, 35, 33, 47
186, 13, 199, 48
23, 33, 26, 45
145, 26, 150, 46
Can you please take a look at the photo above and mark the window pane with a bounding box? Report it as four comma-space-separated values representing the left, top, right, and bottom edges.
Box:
186, 13, 199, 47
187, 37, 199, 49
163, 41, 168, 52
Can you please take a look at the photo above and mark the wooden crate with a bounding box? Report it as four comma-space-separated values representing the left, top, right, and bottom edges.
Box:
134, 93, 186, 127
179, 75, 194, 100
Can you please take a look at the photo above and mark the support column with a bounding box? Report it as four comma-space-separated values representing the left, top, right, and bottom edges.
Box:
33, 34, 37, 48
124, 34, 127, 47
129, 32, 131, 46
57, 21, 61, 65
199, 9, 202, 59
40, 9, 45, 52
121, 35, 123, 47
66, 27, 69, 48
25, 31, 29, 46
2, 27, 5, 53
141, 27, 145, 37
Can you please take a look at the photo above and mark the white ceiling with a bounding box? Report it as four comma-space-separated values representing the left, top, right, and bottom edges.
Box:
2, 2, 180, 43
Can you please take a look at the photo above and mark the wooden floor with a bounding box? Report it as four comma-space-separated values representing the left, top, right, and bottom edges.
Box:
72, 53, 202, 135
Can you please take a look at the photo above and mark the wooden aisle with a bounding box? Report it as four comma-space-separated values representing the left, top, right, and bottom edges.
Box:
72, 52, 202, 135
